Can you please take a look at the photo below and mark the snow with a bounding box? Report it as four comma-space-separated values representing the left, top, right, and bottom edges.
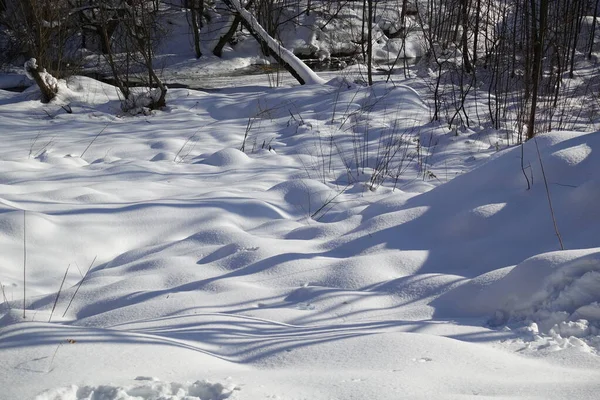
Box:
34, 379, 238, 400
1, 66, 600, 400
0, 74, 32, 90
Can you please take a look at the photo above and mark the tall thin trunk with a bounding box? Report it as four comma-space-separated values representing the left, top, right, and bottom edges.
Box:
214, 0, 255, 57
568, 0, 584, 78
472, 0, 481, 65
588, 0, 599, 59
367, 0, 373, 85
400, 0, 408, 30
189, 0, 202, 58
214, 15, 241, 57
461, 0, 472, 73
527, 0, 549, 140
361, 0, 367, 62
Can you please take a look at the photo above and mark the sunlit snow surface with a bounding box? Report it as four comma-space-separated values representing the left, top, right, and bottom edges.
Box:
1, 75, 600, 399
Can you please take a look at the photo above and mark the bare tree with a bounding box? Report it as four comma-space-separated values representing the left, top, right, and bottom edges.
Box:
0, 0, 80, 76
77, 0, 167, 111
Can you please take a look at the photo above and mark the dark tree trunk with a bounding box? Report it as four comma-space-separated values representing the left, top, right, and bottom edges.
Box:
472, 0, 481, 65
568, 0, 584, 78
187, 0, 202, 58
367, 0, 373, 85
527, 0, 549, 140
461, 0, 472, 73
588, 0, 599, 60
214, 15, 241, 57
214, 0, 255, 57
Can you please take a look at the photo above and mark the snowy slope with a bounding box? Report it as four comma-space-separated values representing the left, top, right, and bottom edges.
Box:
0, 76, 599, 400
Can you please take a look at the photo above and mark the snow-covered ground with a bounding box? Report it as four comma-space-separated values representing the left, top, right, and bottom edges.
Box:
1, 66, 600, 400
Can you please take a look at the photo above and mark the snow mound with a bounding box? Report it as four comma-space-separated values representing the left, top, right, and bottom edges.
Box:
433, 249, 600, 347
200, 148, 251, 167
0, 309, 25, 328
150, 152, 174, 162
0, 73, 31, 90
267, 178, 337, 217
34, 379, 238, 400
35, 151, 89, 166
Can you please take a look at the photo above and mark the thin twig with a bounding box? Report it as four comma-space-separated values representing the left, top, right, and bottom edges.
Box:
47, 343, 63, 373
0, 281, 10, 310
28, 132, 41, 159
174, 132, 198, 163
81, 123, 110, 158
62, 256, 96, 318
534, 138, 564, 250
520, 142, 531, 190
240, 116, 254, 153
49, 264, 70, 323
23, 210, 26, 319
311, 184, 351, 220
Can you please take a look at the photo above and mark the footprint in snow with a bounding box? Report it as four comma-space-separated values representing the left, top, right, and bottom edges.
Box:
413, 357, 433, 363
296, 302, 315, 310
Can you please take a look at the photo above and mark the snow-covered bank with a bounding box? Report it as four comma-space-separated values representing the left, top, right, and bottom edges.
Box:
1, 76, 600, 399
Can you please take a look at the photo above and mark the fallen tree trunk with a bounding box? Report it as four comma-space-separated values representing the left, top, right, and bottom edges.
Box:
222, 0, 325, 85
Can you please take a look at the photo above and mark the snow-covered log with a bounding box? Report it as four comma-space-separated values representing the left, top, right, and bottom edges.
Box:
223, 0, 326, 85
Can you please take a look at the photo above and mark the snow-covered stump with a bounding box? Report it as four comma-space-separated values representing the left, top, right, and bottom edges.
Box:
24, 58, 58, 103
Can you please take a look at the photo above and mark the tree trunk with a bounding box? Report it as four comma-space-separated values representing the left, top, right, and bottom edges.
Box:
214, 0, 256, 57
400, 0, 408, 30
527, 0, 549, 140
568, 0, 584, 78
361, 0, 367, 62
588, 0, 599, 60
187, 0, 202, 58
367, 0, 373, 85
472, 0, 481, 65
214, 15, 242, 57
461, 0, 472, 73
235, 13, 305, 84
